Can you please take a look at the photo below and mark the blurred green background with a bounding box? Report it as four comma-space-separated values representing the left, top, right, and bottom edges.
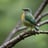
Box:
0, 0, 48, 48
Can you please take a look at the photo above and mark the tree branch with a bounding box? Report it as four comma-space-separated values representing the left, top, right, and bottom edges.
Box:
34, 0, 48, 19
38, 20, 48, 26
2, 26, 27, 44
0, 30, 48, 48
36, 12, 48, 23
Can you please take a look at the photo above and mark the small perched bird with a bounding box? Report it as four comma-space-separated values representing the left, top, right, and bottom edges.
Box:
21, 8, 39, 31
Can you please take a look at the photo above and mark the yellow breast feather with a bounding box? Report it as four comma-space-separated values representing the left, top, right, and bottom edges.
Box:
21, 13, 25, 21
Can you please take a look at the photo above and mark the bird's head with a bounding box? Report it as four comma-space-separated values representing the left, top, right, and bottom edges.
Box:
22, 8, 32, 13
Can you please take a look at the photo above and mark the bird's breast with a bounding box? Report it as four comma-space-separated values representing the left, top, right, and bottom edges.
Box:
21, 13, 25, 22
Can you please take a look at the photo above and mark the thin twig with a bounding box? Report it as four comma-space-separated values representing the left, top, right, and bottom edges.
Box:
0, 30, 48, 48
36, 12, 48, 23
38, 20, 48, 26
34, 0, 48, 19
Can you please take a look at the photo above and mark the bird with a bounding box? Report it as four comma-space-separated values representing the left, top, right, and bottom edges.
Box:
21, 8, 39, 31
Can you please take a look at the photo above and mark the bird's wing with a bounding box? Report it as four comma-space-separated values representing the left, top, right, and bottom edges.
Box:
25, 14, 36, 25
